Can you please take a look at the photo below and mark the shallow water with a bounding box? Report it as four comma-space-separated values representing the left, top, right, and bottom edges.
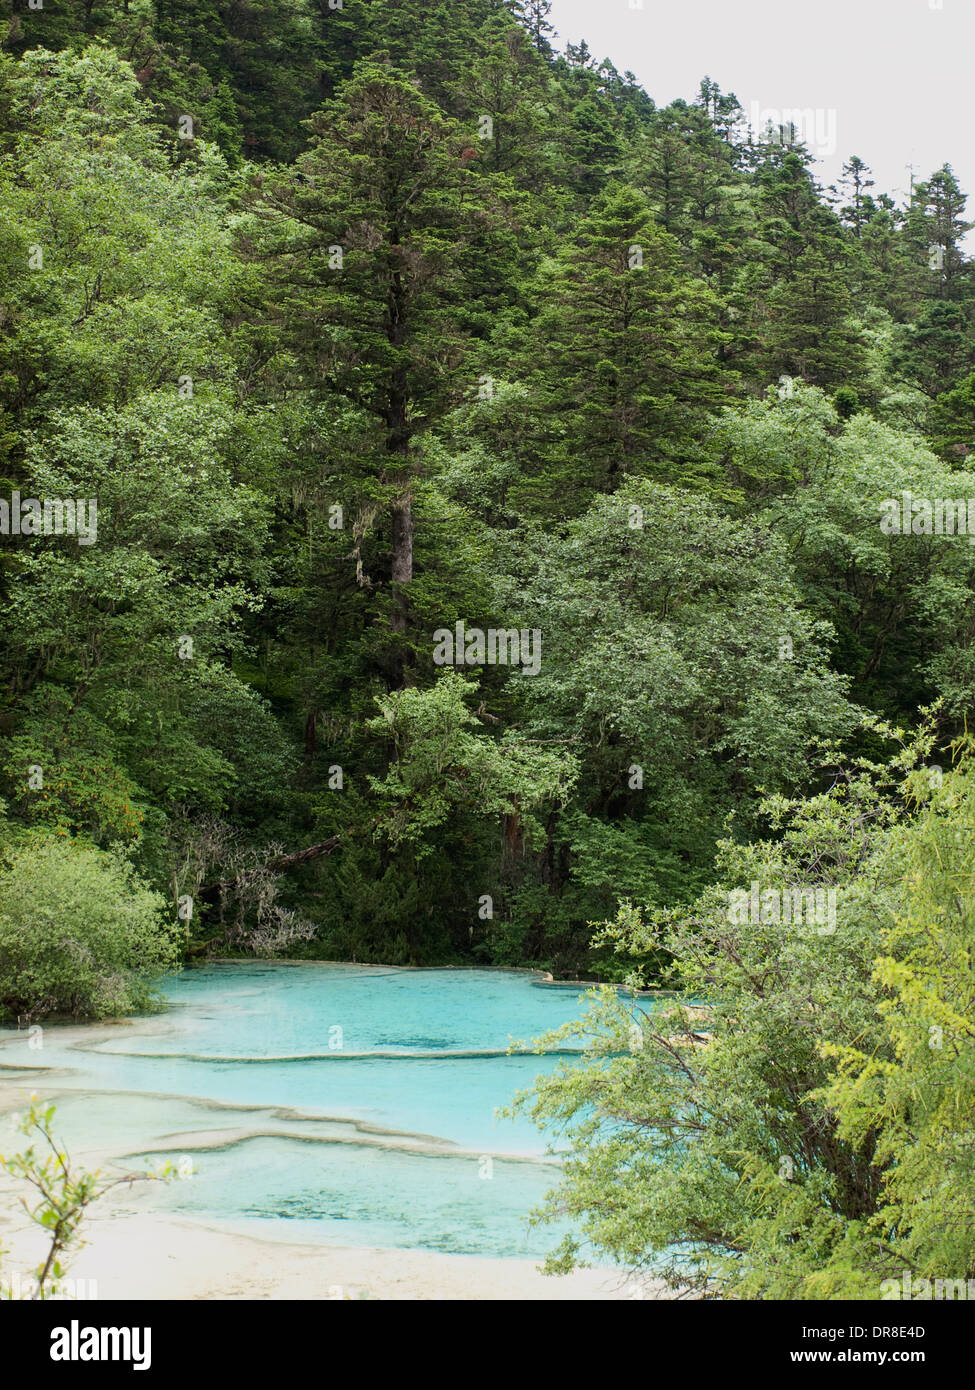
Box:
0, 962, 644, 1260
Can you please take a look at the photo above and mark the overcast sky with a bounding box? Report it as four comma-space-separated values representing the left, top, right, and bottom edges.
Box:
548, 0, 975, 228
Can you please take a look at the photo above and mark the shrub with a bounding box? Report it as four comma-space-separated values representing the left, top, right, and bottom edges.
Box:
512, 725, 975, 1297
0, 837, 178, 1021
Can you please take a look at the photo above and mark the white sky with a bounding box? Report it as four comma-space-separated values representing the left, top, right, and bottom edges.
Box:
549, 0, 975, 230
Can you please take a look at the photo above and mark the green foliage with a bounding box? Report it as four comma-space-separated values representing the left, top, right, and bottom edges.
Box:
1, 4, 974, 1303
517, 185, 730, 504
759, 403, 975, 718
818, 741, 975, 1289
513, 727, 975, 1297
0, 837, 177, 1021
1, 12, 975, 983
929, 370, 975, 460
367, 671, 576, 852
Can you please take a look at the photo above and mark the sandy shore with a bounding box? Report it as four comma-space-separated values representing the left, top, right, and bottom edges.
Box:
0, 1207, 660, 1300
0, 1077, 665, 1301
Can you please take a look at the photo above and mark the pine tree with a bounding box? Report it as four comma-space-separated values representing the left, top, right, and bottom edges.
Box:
259, 63, 510, 664
892, 302, 975, 398
452, 18, 557, 188
759, 248, 868, 388
905, 166, 973, 303
509, 0, 555, 56
696, 77, 745, 148
523, 185, 729, 504
833, 155, 875, 239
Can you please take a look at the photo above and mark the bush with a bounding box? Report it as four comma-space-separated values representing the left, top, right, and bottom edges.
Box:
0, 837, 178, 1021
512, 724, 975, 1297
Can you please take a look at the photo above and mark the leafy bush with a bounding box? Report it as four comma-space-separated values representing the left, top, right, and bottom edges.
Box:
513, 724, 975, 1297
0, 837, 178, 1021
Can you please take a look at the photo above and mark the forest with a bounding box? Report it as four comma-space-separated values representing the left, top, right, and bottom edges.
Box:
0, 0, 973, 1301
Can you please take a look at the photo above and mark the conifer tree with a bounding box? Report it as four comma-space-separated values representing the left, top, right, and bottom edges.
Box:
259, 63, 510, 662
833, 155, 875, 239
523, 185, 728, 502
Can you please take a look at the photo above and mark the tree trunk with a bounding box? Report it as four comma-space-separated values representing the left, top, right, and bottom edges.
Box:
385, 251, 414, 654
389, 490, 413, 634
264, 835, 343, 874
197, 835, 342, 897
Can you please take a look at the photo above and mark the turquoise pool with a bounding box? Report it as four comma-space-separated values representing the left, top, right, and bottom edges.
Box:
0, 963, 645, 1260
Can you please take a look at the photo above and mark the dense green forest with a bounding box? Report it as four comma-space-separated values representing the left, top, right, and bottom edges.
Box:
1, 0, 974, 1304
1, 0, 974, 985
